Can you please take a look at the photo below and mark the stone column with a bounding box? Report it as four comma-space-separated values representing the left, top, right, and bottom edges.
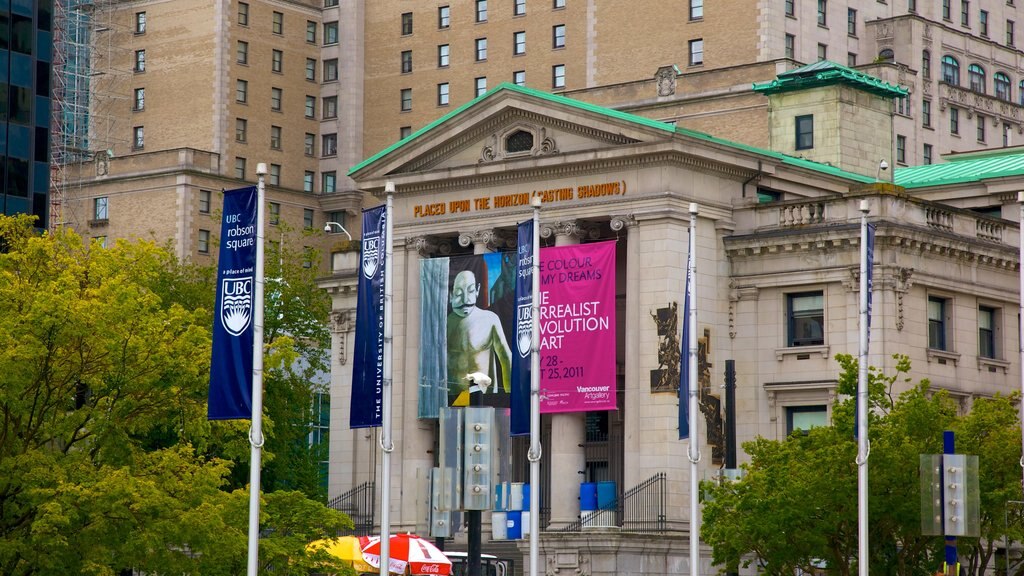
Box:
610, 214, 639, 490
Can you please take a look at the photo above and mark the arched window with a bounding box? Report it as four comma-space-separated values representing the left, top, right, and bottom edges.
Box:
941, 55, 960, 85
505, 129, 534, 154
968, 63, 986, 92
995, 72, 1011, 101
878, 48, 895, 62
922, 50, 931, 79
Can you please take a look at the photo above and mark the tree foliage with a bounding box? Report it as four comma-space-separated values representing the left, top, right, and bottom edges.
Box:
702, 353, 1023, 576
0, 216, 349, 575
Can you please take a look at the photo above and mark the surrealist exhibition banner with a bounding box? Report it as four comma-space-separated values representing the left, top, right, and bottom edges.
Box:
418, 241, 616, 419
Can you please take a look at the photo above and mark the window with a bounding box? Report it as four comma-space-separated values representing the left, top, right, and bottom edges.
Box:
690, 0, 703, 20
476, 38, 488, 60
817, 43, 827, 61
514, 70, 526, 86
1008, 20, 1015, 46
896, 135, 906, 163
942, 0, 951, 19
995, 72, 1011, 100
757, 188, 781, 203
401, 88, 412, 111
476, 0, 488, 22
922, 99, 931, 127
923, 144, 933, 164
817, 0, 827, 25
307, 20, 317, 43
908, 0, 916, 11
304, 171, 314, 193
977, 114, 986, 142
961, 0, 969, 26
515, 0, 526, 15
847, 52, 857, 67
323, 95, 338, 118
688, 39, 704, 66
199, 190, 211, 214
950, 106, 960, 134
325, 0, 338, 6
305, 95, 316, 118
328, 211, 347, 231
878, 48, 894, 63
848, 8, 857, 34
94, 196, 108, 220
437, 82, 450, 106
475, 76, 487, 96
235, 157, 247, 179
324, 21, 338, 44
968, 63, 985, 92
302, 246, 314, 269
552, 64, 565, 88
896, 95, 909, 115
235, 118, 247, 142
785, 0, 795, 16
554, 0, 565, 7
323, 171, 336, 194
237, 40, 249, 64
401, 50, 413, 73
506, 129, 533, 153
198, 229, 210, 254
786, 406, 827, 434
787, 291, 824, 347
795, 114, 814, 150
271, 87, 282, 111
1005, 122, 1012, 147
553, 24, 565, 48
133, 87, 145, 111
269, 202, 280, 225
305, 58, 316, 81
269, 164, 281, 186
238, 2, 249, 26
928, 296, 949, 350
438, 44, 450, 67
922, 50, 931, 79
133, 126, 144, 149
980, 10, 988, 35
236, 79, 248, 103
135, 11, 146, 34
304, 208, 314, 229
400, 126, 412, 139
941, 56, 959, 85
439, 6, 450, 28
402, 12, 413, 35
270, 125, 281, 150
320, 59, 337, 83
322, 133, 337, 156
272, 11, 283, 34
979, 306, 996, 358
272, 50, 283, 73
785, 34, 795, 59
304, 133, 315, 156
514, 31, 526, 55
134, 49, 146, 72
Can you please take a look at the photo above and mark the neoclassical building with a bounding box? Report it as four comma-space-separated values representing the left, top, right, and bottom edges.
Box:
319, 72, 1024, 575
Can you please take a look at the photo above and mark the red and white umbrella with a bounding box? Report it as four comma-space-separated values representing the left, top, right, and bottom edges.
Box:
361, 533, 452, 576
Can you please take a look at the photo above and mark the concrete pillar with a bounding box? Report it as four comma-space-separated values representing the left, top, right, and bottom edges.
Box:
610, 214, 639, 490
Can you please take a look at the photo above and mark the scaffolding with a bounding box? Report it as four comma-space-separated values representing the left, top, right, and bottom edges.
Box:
50, 0, 130, 230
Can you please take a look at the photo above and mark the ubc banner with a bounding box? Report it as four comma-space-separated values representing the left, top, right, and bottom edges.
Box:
208, 185, 258, 420
351, 205, 387, 429
510, 220, 533, 436
418, 241, 616, 419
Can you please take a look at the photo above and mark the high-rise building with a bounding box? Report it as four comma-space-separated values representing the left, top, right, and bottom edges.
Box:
2, 0, 52, 226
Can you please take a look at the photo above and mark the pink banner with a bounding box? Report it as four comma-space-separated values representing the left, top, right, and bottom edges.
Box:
538, 241, 616, 413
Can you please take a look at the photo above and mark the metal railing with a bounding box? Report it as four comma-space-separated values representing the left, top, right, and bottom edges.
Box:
327, 481, 376, 536
557, 472, 668, 533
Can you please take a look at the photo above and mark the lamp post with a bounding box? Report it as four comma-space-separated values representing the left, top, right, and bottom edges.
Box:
324, 221, 352, 241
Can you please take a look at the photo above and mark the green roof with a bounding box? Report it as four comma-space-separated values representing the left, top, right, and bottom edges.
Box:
752, 60, 908, 99
347, 82, 875, 184
894, 150, 1024, 188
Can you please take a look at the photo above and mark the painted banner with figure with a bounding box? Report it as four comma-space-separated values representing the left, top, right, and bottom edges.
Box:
418, 241, 616, 418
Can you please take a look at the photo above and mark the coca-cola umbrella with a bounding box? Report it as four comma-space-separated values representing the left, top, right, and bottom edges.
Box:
361, 533, 452, 576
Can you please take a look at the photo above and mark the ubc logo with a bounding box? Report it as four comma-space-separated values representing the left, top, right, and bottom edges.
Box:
516, 303, 532, 358
362, 237, 380, 279
221, 277, 253, 336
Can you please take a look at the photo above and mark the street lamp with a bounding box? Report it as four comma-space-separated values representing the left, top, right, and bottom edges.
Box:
324, 221, 352, 241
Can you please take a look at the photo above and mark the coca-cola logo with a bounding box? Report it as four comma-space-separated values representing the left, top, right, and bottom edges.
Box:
420, 564, 441, 574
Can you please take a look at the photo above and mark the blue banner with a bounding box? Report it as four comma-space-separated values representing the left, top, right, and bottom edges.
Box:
511, 220, 533, 436
351, 204, 387, 429
678, 245, 692, 440
208, 185, 258, 420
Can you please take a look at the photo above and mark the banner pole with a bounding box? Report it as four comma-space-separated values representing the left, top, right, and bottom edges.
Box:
528, 196, 542, 576
246, 164, 268, 576
380, 182, 396, 576
857, 200, 870, 576
687, 203, 700, 576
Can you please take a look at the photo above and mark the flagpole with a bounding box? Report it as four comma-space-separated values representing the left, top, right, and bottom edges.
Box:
528, 196, 542, 576
380, 181, 396, 576
687, 203, 700, 576
246, 163, 268, 576
1018, 192, 1024, 496
857, 199, 870, 576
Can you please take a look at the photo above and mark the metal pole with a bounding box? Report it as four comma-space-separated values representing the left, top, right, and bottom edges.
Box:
857, 199, 870, 576
687, 203, 701, 576
528, 196, 542, 576
1018, 193, 1024, 497
380, 183, 396, 576
724, 360, 737, 576
246, 163, 268, 576
468, 384, 483, 576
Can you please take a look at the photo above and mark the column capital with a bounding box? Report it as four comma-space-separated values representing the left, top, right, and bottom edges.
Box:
609, 214, 637, 232
457, 229, 514, 252
540, 220, 600, 241
408, 235, 456, 256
